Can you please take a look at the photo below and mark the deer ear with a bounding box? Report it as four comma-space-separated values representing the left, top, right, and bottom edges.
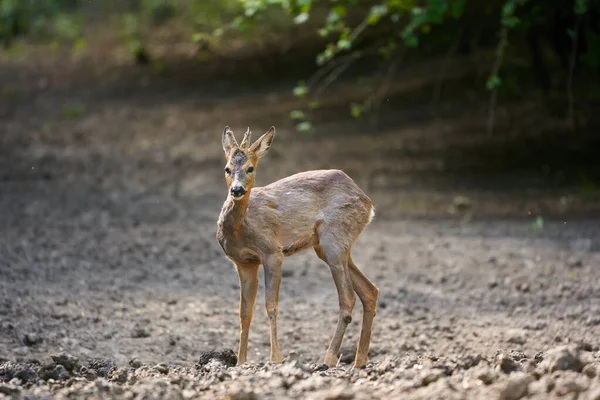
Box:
222, 126, 238, 156
250, 126, 275, 159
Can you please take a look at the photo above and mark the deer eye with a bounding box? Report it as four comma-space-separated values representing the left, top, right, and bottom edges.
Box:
247, 166, 254, 173
225, 167, 231, 175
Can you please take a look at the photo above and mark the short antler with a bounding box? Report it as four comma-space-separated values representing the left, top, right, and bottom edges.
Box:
240, 127, 252, 149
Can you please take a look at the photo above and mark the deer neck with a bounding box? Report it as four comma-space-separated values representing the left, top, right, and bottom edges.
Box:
219, 193, 250, 237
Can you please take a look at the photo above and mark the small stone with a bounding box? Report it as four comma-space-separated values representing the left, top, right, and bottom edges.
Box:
312, 364, 329, 372
51, 352, 79, 371
129, 358, 142, 369
38, 364, 70, 381
419, 369, 444, 386
540, 345, 590, 373
507, 330, 527, 345
587, 387, 600, 400
477, 368, 498, 385
22, 333, 41, 346
196, 349, 237, 368
0, 385, 20, 396
554, 372, 590, 396
228, 389, 257, 400
567, 256, 583, 268
88, 358, 116, 377
154, 363, 169, 374
316, 385, 354, 400
107, 367, 128, 384
583, 363, 598, 378
131, 326, 151, 338
523, 322, 547, 331
585, 316, 600, 326
498, 373, 534, 400
497, 353, 520, 374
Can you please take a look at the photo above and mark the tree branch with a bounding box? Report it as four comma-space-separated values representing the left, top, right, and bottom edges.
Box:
567, 15, 582, 131
487, 26, 508, 137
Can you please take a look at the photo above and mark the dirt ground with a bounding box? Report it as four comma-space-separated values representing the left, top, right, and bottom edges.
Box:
1, 49, 600, 400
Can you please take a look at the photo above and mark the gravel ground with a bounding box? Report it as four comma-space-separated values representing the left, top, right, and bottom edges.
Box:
1, 54, 599, 400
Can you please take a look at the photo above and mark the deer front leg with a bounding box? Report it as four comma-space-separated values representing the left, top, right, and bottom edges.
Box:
236, 262, 259, 365
263, 254, 284, 363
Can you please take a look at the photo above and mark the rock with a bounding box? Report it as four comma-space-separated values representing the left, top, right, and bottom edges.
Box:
540, 345, 591, 373
154, 363, 169, 374
585, 316, 600, 327
566, 256, 583, 268
129, 358, 142, 369
22, 333, 42, 346
507, 330, 527, 345
498, 373, 534, 400
315, 385, 355, 400
497, 353, 520, 374
107, 367, 128, 384
0, 362, 38, 383
523, 322, 547, 331
131, 326, 151, 338
0, 384, 20, 396
196, 349, 237, 368
88, 359, 116, 377
227, 389, 257, 400
38, 364, 70, 381
554, 372, 590, 396
312, 364, 329, 372
51, 352, 79, 371
528, 375, 554, 395
583, 363, 598, 378
477, 368, 498, 385
587, 387, 600, 400
419, 369, 444, 386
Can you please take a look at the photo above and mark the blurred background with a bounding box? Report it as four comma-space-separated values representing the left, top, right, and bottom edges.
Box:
1, 0, 600, 218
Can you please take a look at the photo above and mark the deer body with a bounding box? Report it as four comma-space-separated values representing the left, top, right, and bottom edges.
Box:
217, 127, 378, 369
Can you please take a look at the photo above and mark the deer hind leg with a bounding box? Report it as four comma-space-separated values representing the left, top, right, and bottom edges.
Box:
235, 262, 260, 365
347, 256, 378, 368
315, 241, 356, 367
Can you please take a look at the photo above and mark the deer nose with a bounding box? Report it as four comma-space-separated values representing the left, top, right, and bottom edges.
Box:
231, 186, 246, 197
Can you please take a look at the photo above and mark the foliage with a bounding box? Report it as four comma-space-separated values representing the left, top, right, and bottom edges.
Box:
2, 0, 599, 129
231, 0, 600, 127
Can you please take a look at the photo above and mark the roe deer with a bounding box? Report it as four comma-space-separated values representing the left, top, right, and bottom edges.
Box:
216, 126, 378, 368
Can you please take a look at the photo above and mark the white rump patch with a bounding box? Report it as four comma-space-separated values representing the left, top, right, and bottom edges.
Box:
368, 207, 375, 224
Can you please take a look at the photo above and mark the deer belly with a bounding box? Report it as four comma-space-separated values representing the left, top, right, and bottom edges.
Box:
282, 233, 318, 257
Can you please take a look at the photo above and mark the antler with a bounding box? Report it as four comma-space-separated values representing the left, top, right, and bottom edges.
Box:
240, 127, 252, 149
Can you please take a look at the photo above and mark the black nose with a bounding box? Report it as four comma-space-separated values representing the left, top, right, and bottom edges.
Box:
231, 186, 246, 197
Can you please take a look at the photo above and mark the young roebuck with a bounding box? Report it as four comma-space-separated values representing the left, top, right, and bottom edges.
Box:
216, 126, 378, 368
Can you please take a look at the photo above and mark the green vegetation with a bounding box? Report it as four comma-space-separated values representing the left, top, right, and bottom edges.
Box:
1, 0, 599, 130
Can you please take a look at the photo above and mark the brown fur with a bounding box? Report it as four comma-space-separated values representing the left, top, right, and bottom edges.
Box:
217, 126, 378, 368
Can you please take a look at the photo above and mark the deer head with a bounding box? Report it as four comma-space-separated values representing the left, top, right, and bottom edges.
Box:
222, 126, 275, 200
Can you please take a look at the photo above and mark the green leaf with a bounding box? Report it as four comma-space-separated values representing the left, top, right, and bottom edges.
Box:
296, 121, 312, 132
486, 74, 501, 90
350, 103, 363, 118
332, 5, 347, 18
192, 32, 210, 42
293, 82, 308, 98
575, 0, 587, 15
73, 38, 86, 54
337, 39, 351, 50
368, 5, 388, 25
289, 110, 305, 120
294, 12, 309, 24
